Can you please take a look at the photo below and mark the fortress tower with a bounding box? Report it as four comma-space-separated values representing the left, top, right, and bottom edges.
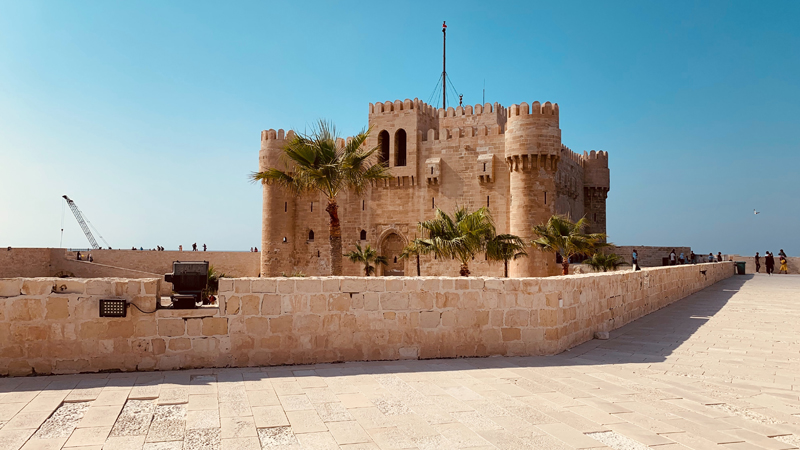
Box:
504, 102, 561, 277
259, 97, 610, 278
259, 129, 296, 277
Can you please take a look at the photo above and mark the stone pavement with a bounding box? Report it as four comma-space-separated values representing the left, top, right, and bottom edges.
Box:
1, 274, 799, 450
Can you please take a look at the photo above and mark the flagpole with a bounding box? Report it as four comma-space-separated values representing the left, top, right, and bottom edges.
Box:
442, 21, 447, 109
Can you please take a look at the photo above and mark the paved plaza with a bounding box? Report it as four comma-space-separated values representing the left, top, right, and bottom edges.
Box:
1, 274, 799, 450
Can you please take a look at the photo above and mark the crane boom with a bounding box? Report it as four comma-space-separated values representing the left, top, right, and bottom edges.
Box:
62, 195, 100, 249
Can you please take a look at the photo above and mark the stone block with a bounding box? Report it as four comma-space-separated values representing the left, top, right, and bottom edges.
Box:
9, 298, 44, 321
261, 294, 281, 315
79, 321, 106, 339
504, 309, 529, 327
419, 311, 441, 328
142, 279, 159, 295
218, 278, 234, 293
295, 279, 322, 293
329, 294, 350, 311
365, 278, 385, 292
251, 279, 277, 293
45, 297, 70, 320
294, 314, 322, 333
322, 278, 340, 292
226, 296, 241, 315
86, 279, 115, 295
202, 317, 228, 336
134, 319, 157, 337
105, 320, 134, 339
245, 316, 269, 335
385, 279, 404, 291
234, 279, 251, 293
277, 279, 295, 294
187, 318, 203, 336
21, 279, 54, 295
539, 309, 558, 327
363, 293, 379, 311
158, 318, 185, 337
484, 279, 504, 290
169, 337, 192, 350
501, 327, 521, 341
421, 278, 440, 292
270, 316, 293, 333
380, 292, 409, 310
152, 338, 166, 355
341, 278, 366, 293
125, 280, 141, 295
241, 295, 260, 315
0, 278, 22, 297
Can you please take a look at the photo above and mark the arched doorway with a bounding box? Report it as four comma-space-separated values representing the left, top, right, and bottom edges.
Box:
380, 232, 405, 276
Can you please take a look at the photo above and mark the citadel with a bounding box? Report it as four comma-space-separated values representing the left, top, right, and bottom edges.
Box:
259, 98, 610, 278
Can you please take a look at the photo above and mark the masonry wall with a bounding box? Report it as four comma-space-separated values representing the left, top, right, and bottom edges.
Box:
0, 263, 732, 376
611, 246, 693, 267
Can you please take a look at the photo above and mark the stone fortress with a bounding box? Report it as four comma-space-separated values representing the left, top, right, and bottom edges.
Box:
260, 98, 610, 278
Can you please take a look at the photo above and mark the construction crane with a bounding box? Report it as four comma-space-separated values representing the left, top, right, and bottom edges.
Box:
62, 195, 109, 249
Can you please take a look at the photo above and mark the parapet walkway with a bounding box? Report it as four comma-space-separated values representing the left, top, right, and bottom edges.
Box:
1, 274, 799, 450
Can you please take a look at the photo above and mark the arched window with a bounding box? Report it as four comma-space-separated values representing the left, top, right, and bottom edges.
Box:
308, 230, 314, 241
360, 229, 367, 240
394, 129, 407, 166
378, 130, 390, 165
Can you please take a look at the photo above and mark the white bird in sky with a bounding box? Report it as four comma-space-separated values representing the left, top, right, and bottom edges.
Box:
754, 209, 760, 215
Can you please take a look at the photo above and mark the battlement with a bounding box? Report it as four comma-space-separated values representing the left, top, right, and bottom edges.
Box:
560, 145, 584, 166
436, 102, 506, 118
506, 101, 559, 118
369, 98, 438, 119
260, 129, 296, 141
583, 150, 609, 162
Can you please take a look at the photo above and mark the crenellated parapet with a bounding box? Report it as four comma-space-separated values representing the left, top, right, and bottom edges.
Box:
503, 101, 561, 173
582, 150, 610, 190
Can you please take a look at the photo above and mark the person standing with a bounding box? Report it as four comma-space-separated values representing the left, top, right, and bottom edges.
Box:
179, 245, 183, 251
632, 249, 641, 271
708, 253, 714, 263
755, 252, 761, 273
779, 249, 787, 258
679, 252, 685, 264
717, 252, 723, 263
203, 243, 207, 252
669, 249, 677, 265
765, 252, 775, 275
779, 256, 788, 274
690, 251, 696, 264
192, 243, 197, 251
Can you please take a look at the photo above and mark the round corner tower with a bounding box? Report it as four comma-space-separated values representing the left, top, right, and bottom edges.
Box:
260, 129, 296, 277
504, 101, 562, 277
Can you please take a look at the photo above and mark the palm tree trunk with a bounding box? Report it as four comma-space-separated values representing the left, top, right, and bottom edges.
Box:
459, 263, 470, 277
326, 199, 342, 276
562, 260, 570, 275
504, 260, 508, 278
416, 254, 420, 276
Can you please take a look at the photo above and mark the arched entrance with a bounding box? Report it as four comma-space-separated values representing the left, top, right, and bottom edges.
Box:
379, 232, 405, 276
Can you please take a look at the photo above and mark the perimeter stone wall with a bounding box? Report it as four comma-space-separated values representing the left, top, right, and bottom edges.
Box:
0, 262, 733, 376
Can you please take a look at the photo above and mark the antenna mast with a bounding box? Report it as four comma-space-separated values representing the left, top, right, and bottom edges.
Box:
442, 21, 447, 109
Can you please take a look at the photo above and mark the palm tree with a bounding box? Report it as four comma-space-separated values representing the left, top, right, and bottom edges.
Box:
486, 234, 527, 278
584, 252, 628, 272
399, 238, 424, 276
345, 243, 388, 276
531, 215, 608, 275
251, 121, 391, 275
415, 206, 496, 276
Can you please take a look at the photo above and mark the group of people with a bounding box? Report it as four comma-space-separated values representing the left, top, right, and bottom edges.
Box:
755, 249, 789, 275
249, 247, 259, 252
75, 251, 93, 262
631, 249, 736, 271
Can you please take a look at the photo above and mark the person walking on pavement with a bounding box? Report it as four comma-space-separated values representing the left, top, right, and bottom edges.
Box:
192, 243, 198, 251
669, 249, 677, 265
755, 252, 761, 273
779, 255, 788, 274
765, 251, 775, 275
632, 249, 641, 271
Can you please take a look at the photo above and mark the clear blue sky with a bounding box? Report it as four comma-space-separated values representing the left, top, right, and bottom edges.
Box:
1, 1, 798, 255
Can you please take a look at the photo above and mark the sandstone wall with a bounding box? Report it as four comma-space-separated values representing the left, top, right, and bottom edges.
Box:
611, 246, 693, 267
0, 263, 733, 376
0, 248, 259, 279
727, 255, 799, 274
